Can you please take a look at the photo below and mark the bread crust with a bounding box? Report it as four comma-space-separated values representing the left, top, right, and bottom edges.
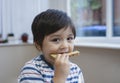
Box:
50, 50, 80, 59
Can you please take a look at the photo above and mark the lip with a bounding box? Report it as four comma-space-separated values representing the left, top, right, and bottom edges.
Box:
51, 51, 70, 55
58, 52, 69, 54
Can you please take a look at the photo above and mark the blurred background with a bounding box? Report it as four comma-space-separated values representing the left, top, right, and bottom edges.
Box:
0, 0, 120, 83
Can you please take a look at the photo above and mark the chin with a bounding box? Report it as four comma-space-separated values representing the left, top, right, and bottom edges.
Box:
47, 58, 54, 65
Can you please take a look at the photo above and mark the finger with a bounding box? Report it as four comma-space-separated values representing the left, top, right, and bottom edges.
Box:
55, 54, 61, 61
61, 54, 69, 63
64, 54, 70, 63
55, 53, 69, 63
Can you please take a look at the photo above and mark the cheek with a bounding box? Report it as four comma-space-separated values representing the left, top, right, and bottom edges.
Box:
48, 44, 59, 52
71, 47, 74, 51
43, 43, 58, 54
69, 44, 74, 51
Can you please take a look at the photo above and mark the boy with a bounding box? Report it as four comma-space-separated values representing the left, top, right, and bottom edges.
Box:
18, 9, 84, 83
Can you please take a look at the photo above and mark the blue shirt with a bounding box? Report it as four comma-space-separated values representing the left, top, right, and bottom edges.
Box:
18, 55, 84, 83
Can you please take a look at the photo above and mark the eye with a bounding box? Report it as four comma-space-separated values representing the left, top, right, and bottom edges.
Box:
51, 38, 60, 43
67, 36, 74, 41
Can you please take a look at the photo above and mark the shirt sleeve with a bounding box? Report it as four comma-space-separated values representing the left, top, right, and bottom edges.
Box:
78, 71, 85, 83
18, 65, 44, 83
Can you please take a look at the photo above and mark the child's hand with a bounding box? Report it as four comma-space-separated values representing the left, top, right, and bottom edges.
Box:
53, 54, 70, 83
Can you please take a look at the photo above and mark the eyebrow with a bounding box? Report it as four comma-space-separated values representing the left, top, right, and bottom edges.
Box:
50, 33, 74, 38
49, 35, 60, 38
68, 34, 74, 36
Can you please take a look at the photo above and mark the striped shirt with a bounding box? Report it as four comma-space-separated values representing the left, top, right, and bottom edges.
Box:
18, 55, 84, 83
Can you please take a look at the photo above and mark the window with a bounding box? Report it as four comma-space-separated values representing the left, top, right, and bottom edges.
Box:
70, 0, 106, 37
113, 0, 120, 36
0, 0, 49, 41
68, 0, 120, 45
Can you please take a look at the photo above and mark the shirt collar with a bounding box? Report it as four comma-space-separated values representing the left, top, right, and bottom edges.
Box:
40, 54, 54, 70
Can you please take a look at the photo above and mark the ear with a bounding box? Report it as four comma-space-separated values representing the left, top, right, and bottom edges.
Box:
34, 42, 41, 51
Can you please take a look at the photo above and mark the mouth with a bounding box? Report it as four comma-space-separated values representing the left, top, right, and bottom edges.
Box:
50, 50, 80, 59
57, 51, 70, 54
51, 51, 70, 56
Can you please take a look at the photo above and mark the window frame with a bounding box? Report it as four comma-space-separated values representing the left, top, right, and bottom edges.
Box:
66, 0, 120, 47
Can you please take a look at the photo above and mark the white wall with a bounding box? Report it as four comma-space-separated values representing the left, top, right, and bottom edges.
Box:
72, 46, 120, 83
0, 45, 120, 83
48, 0, 68, 12
0, 45, 39, 83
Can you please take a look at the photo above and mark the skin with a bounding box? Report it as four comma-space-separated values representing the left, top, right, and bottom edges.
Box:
39, 27, 75, 83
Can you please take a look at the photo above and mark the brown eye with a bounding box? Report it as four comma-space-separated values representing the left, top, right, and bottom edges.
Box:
67, 37, 74, 41
51, 38, 60, 43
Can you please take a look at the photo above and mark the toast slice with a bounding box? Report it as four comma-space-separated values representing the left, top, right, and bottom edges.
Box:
50, 50, 80, 59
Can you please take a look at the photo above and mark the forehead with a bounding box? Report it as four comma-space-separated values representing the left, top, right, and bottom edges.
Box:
49, 27, 74, 37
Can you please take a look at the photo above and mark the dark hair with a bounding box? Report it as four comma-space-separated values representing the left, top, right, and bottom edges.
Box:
31, 9, 76, 48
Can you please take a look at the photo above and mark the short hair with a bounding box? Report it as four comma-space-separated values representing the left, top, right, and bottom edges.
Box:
31, 9, 76, 48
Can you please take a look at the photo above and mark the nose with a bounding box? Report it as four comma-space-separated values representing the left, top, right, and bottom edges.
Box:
60, 40, 69, 50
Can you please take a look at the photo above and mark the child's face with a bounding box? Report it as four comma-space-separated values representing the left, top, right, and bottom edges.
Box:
41, 27, 75, 65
